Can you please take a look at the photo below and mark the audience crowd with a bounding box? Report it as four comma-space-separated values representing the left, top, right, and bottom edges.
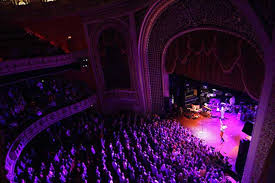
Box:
0, 76, 92, 178
14, 109, 233, 183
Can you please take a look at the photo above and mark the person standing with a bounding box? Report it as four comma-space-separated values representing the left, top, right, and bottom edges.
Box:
220, 106, 225, 120
229, 96, 235, 106
219, 119, 227, 143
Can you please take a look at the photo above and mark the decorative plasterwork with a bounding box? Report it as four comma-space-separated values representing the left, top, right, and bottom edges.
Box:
252, 82, 275, 182
135, 7, 148, 37
84, 18, 141, 112
80, 0, 154, 24
87, 19, 134, 91
138, 0, 261, 113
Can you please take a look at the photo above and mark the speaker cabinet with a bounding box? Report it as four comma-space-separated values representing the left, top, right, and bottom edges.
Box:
235, 139, 250, 179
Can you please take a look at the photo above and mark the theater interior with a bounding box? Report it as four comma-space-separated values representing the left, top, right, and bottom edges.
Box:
0, 0, 274, 183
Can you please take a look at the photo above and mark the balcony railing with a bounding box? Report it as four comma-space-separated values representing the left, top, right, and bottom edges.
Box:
0, 50, 87, 76
5, 95, 97, 182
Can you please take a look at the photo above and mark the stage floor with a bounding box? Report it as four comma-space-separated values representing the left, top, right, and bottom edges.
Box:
178, 111, 247, 169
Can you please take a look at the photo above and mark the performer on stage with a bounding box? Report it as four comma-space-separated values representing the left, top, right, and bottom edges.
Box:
220, 118, 227, 143
229, 96, 235, 106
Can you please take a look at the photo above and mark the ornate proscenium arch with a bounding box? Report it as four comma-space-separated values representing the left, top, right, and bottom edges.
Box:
86, 18, 143, 113
161, 28, 264, 101
138, 0, 261, 113
89, 19, 132, 91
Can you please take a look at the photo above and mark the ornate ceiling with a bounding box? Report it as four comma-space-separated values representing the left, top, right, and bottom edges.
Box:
0, 0, 152, 59
0, 0, 120, 20
248, 0, 275, 39
0, 0, 274, 40
0, 0, 273, 60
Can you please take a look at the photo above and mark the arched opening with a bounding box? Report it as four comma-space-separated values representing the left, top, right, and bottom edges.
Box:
163, 29, 265, 179
98, 28, 131, 90
163, 30, 264, 103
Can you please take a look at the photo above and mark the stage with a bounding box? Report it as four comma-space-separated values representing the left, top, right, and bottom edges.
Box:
178, 110, 248, 169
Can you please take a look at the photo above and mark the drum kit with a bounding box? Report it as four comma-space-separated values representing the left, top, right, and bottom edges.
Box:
187, 104, 202, 119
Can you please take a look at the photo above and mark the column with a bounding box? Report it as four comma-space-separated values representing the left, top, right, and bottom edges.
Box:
129, 12, 146, 113
242, 44, 275, 183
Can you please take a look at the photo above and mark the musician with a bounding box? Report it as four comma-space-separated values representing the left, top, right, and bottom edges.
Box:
179, 106, 183, 116
229, 96, 235, 106
220, 106, 225, 119
203, 103, 212, 117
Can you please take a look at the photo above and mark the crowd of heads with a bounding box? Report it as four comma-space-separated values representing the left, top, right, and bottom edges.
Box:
0, 76, 92, 177
15, 109, 233, 183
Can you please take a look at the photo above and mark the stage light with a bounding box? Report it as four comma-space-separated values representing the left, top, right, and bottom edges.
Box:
171, 95, 174, 104
42, 0, 56, 2
17, 0, 28, 5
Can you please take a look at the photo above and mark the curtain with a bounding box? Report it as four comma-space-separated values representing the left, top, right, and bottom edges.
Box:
165, 30, 264, 100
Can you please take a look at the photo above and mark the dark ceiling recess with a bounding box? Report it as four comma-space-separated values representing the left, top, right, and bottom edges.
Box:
0, 22, 65, 60
18, 15, 87, 53
0, 0, 153, 55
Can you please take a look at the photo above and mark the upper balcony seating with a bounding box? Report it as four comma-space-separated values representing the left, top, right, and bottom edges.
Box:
0, 76, 93, 160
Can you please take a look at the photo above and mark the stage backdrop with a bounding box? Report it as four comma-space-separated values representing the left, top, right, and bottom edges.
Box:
165, 30, 264, 100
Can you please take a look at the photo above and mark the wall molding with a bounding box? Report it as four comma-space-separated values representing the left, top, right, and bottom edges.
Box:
104, 89, 137, 101
80, 0, 154, 24
5, 95, 97, 182
102, 90, 138, 113
84, 16, 144, 113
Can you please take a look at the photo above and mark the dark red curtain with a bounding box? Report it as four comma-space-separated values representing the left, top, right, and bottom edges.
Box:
166, 30, 264, 100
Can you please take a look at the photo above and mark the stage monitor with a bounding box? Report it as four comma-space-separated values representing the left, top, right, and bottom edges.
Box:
242, 121, 254, 136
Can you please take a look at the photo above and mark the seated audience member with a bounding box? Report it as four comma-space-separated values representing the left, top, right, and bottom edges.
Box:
13, 109, 233, 182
